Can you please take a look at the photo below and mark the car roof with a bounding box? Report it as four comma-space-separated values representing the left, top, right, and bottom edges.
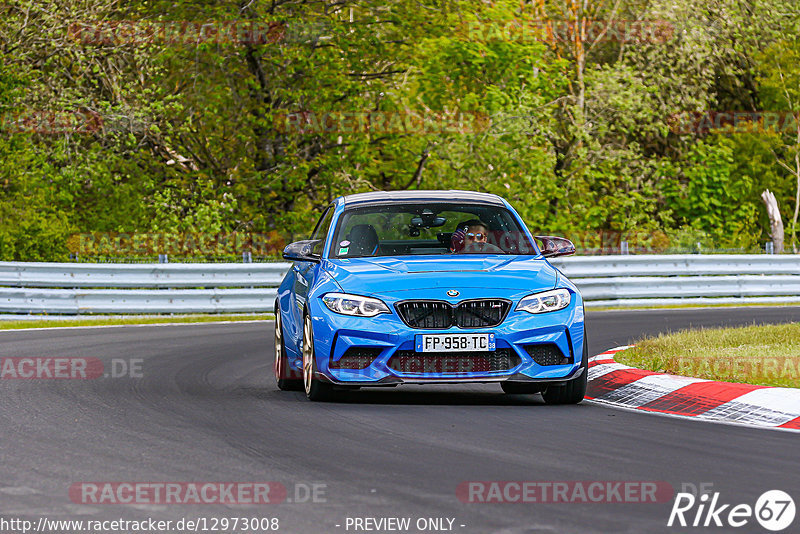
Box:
340, 190, 506, 207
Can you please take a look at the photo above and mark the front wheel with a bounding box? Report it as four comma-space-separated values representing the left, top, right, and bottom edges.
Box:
302, 312, 335, 401
274, 302, 302, 391
541, 338, 588, 405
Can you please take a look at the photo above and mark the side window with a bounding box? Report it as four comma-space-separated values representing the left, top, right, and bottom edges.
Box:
309, 205, 335, 256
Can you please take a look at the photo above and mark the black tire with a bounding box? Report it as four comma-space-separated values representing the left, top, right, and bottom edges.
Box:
274, 302, 303, 391
302, 312, 336, 402
542, 338, 588, 405
500, 382, 542, 394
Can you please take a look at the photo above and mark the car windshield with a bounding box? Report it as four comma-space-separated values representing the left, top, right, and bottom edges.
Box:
330, 202, 536, 258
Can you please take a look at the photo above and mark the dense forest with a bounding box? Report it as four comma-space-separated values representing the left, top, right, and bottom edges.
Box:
1, 0, 799, 260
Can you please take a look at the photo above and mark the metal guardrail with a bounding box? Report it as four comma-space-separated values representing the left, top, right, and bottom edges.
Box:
0, 255, 798, 314
0, 262, 286, 314
0, 262, 286, 288
550, 254, 800, 307
549, 255, 800, 277
0, 287, 276, 314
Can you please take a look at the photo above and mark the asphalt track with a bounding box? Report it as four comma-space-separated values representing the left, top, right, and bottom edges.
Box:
2, 307, 799, 534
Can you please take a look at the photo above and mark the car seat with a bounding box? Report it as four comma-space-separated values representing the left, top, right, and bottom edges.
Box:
346, 224, 379, 256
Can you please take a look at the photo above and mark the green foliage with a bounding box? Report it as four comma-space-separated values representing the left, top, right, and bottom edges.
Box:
664, 136, 760, 247
1, 0, 800, 259
756, 37, 800, 248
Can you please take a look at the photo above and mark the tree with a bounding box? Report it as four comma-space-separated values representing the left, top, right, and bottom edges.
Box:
757, 38, 800, 251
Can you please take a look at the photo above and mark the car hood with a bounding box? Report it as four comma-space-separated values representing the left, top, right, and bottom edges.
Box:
324, 256, 558, 295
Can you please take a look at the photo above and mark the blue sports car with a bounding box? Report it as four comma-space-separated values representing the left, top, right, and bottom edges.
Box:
274, 190, 586, 402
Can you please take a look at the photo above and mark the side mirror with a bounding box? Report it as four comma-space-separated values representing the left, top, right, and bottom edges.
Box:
283, 240, 322, 262
534, 235, 576, 258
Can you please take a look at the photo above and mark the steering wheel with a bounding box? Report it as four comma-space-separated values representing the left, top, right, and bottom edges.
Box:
463, 241, 504, 254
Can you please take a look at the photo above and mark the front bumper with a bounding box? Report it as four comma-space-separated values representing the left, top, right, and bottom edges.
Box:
300, 290, 586, 386
315, 367, 586, 387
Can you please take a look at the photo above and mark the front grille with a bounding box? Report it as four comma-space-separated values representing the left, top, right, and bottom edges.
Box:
396, 299, 511, 329
388, 348, 520, 374
525, 344, 570, 366
329, 347, 382, 369
395, 301, 453, 328
453, 299, 511, 328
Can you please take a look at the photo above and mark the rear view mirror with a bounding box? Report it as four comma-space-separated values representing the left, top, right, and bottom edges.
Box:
410, 216, 447, 228
534, 235, 576, 258
410, 209, 447, 228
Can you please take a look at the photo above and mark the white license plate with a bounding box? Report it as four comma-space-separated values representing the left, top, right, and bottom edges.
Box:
415, 333, 495, 352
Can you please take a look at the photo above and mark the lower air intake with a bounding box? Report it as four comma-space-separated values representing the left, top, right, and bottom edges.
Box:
525, 344, 570, 366
329, 347, 382, 369
388, 348, 520, 374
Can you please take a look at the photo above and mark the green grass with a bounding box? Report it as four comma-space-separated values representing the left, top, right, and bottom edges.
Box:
616, 323, 800, 388
0, 314, 274, 330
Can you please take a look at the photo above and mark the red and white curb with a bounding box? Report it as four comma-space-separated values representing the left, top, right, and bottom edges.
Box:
587, 346, 800, 432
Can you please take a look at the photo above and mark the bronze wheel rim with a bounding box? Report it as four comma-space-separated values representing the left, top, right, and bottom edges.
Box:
274, 308, 284, 382
303, 314, 314, 395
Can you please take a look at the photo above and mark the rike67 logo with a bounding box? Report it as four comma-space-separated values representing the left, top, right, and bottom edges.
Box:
668, 489, 795, 531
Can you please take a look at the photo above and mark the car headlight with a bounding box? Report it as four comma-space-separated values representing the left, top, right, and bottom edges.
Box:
516, 289, 571, 314
321, 293, 390, 317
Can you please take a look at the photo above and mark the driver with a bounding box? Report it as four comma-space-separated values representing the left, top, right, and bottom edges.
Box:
451, 219, 490, 253
465, 221, 488, 248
